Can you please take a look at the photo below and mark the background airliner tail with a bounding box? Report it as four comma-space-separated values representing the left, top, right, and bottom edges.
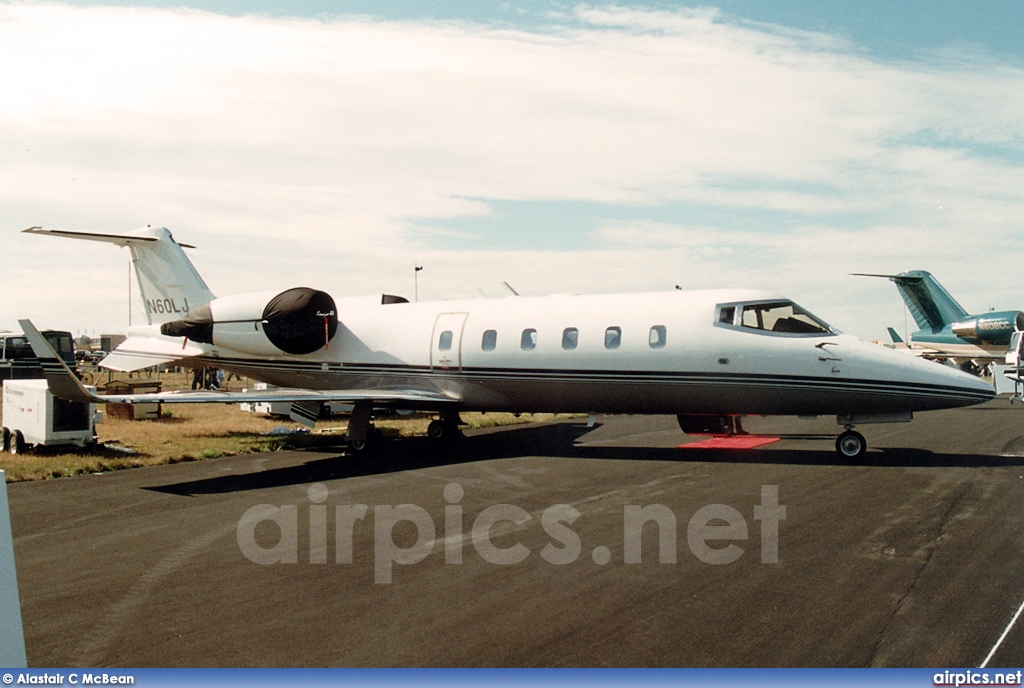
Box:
23, 226, 215, 325
854, 270, 968, 331
889, 271, 968, 330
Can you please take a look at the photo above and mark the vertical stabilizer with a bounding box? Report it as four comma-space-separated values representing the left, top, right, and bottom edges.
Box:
889, 271, 968, 331
23, 226, 216, 325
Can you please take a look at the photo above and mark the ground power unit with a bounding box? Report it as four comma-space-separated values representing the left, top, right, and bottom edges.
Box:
2, 379, 99, 453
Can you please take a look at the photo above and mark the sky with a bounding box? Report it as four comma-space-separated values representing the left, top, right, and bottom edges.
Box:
3, 0, 1024, 341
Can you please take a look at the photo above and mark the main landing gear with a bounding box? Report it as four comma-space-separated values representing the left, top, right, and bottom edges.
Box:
427, 414, 464, 443
345, 408, 464, 455
347, 425, 382, 453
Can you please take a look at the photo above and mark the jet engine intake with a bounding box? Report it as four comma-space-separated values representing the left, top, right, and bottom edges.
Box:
950, 310, 1024, 344
161, 287, 338, 356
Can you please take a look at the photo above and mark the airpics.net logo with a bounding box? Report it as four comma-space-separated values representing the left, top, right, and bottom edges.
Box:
236, 483, 787, 584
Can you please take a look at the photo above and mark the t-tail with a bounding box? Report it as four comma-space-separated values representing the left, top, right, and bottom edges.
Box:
23, 226, 215, 325
854, 271, 967, 332
888, 271, 968, 331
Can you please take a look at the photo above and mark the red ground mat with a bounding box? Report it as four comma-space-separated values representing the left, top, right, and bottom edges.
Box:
678, 436, 780, 449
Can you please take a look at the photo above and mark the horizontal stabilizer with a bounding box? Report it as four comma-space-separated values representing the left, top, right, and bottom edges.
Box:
23, 227, 160, 246
100, 336, 208, 372
851, 273, 911, 281
100, 351, 187, 373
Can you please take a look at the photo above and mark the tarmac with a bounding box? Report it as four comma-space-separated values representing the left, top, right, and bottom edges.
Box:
8, 399, 1024, 667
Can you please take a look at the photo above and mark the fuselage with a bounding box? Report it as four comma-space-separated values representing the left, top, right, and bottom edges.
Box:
130, 288, 994, 417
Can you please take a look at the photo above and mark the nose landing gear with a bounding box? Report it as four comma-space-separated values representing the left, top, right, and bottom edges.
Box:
835, 428, 866, 459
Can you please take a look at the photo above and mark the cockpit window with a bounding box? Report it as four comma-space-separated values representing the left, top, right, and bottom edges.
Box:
716, 300, 833, 336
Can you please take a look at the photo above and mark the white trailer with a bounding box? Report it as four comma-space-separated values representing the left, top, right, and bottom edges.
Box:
2, 379, 99, 453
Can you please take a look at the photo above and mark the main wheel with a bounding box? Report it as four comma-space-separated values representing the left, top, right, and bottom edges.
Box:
1, 427, 8, 453
835, 430, 866, 459
347, 426, 380, 454
427, 420, 448, 440
9, 430, 25, 455
428, 419, 462, 442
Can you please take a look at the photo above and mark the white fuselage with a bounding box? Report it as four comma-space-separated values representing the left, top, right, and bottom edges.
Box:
122, 288, 994, 417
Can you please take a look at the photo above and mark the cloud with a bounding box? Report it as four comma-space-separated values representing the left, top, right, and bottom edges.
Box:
2, 3, 1024, 339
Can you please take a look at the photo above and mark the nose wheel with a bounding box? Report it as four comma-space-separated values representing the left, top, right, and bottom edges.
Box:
835, 429, 866, 459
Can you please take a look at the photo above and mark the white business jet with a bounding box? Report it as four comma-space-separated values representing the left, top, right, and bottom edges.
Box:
21, 226, 993, 459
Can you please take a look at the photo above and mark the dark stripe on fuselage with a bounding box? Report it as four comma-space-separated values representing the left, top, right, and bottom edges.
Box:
102, 350, 992, 412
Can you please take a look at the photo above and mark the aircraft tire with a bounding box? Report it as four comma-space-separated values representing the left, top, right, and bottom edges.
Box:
1, 427, 8, 453
835, 430, 866, 460
428, 420, 462, 442
347, 425, 380, 454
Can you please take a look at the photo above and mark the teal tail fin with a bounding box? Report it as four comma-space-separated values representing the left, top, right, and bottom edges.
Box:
889, 271, 967, 331
854, 271, 967, 331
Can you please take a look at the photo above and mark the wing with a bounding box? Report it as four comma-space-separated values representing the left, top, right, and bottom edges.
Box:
19, 319, 459, 409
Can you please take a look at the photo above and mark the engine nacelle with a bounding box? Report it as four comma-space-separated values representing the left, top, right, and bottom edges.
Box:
161, 287, 339, 356
950, 310, 1024, 345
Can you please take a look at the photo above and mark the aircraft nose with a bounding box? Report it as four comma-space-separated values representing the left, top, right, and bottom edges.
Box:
852, 335, 996, 411
917, 360, 995, 409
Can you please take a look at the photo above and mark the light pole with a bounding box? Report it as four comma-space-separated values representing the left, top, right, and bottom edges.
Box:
414, 264, 423, 302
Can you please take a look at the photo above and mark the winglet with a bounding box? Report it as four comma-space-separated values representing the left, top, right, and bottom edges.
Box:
18, 320, 102, 404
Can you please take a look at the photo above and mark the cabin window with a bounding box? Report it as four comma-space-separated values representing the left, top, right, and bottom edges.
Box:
740, 301, 830, 335
521, 329, 537, 351
605, 327, 622, 349
438, 330, 453, 351
649, 325, 667, 349
481, 329, 497, 352
562, 328, 579, 350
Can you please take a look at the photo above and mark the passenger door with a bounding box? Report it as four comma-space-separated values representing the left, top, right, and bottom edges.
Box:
431, 313, 469, 372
